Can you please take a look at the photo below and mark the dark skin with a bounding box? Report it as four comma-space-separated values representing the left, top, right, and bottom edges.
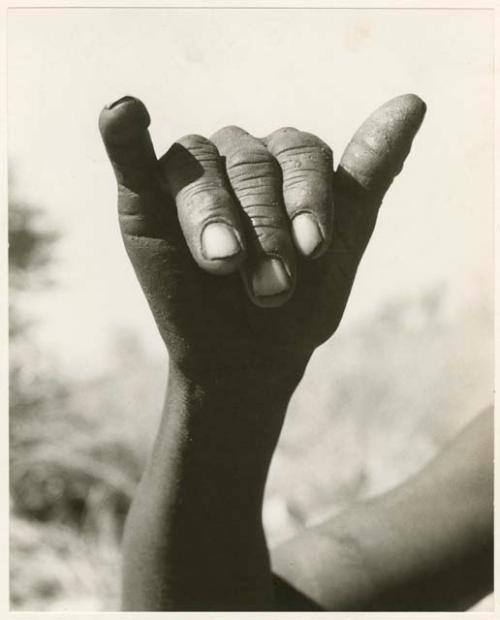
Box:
98, 94, 425, 375
98, 94, 493, 610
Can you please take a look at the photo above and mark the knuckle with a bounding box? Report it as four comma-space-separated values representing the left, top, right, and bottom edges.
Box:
217, 124, 246, 134
210, 125, 246, 143
279, 147, 333, 183
175, 134, 219, 161
276, 126, 300, 134
165, 135, 217, 169
226, 145, 273, 169
162, 143, 198, 179
229, 169, 277, 192
176, 133, 210, 148
268, 129, 332, 160
180, 181, 225, 203
300, 131, 332, 153
283, 168, 332, 190
225, 148, 281, 205
226, 148, 278, 182
265, 126, 299, 144
162, 136, 223, 196
229, 175, 281, 210
278, 143, 332, 164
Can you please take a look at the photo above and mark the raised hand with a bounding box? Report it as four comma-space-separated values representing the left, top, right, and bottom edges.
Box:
98, 95, 426, 379
99, 95, 426, 611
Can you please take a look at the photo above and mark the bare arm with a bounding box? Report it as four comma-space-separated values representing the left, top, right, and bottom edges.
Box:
98, 94, 426, 611
120, 363, 306, 610
272, 405, 494, 611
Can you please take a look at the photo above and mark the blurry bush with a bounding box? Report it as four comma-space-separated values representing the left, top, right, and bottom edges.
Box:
9, 186, 493, 610
265, 285, 493, 543
9, 189, 162, 608
10, 514, 119, 611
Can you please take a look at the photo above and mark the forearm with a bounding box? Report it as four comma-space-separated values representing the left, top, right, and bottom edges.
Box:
273, 406, 493, 611
354, 406, 493, 610
121, 359, 305, 611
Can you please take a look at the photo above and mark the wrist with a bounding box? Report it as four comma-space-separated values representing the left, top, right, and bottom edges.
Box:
147, 353, 308, 518
169, 346, 311, 397
165, 354, 306, 467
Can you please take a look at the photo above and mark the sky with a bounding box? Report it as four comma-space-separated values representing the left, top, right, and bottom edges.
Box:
7, 7, 494, 376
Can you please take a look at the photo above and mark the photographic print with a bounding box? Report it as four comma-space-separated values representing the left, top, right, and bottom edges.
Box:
6, 2, 495, 613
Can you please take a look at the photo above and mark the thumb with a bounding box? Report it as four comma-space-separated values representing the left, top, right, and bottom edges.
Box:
320, 93, 426, 326
331, 94, 426, 259
337, 93, 427, 204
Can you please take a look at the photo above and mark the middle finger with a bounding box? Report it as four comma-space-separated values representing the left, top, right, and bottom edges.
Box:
211, 125, 296, 308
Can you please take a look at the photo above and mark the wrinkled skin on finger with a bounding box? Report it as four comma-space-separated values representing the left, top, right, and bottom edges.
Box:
99, 95, 426, 379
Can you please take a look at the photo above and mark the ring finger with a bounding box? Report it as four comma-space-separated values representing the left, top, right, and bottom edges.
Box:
264, 127, 334, 259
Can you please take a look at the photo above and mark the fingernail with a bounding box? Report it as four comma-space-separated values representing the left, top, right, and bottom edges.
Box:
105, 95, 136, 110
292, 213, 323, 257
201, 223, 242, 260
252, 257, 290, 297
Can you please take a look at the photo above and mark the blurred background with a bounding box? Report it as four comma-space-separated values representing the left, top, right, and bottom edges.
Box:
8, 7, 493, 611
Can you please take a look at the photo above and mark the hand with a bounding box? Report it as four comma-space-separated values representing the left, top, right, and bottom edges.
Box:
98, 95, 426, 380
101, 96, 427, 611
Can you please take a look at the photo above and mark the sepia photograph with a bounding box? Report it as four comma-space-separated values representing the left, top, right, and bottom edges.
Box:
6, 3, 495, 613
